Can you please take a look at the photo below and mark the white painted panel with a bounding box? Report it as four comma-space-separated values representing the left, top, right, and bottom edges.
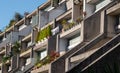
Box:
40, 50, 47, 60
25, 58, 31, 65
68, 35, 80, 50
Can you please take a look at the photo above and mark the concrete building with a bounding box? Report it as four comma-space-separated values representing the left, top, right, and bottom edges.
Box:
0, 0, 120, 73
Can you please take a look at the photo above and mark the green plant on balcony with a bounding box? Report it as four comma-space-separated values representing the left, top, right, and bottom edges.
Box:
61, 20, 69, 31
2, 55, 11, 64
12, 41, 21, 54
36, 25, 52, 43
61, 20, 76, 31
76, 16, 83, 24
33, 51, 60, 69
69, 21, 75, 28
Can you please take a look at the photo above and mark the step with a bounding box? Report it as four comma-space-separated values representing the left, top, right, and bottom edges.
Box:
70, 37, 112, 63
66, 33, 120, 73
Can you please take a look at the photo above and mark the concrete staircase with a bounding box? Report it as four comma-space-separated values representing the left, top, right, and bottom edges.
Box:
67, 37, 112, 70
66, 33, 120, 73
50, 33, 106, 73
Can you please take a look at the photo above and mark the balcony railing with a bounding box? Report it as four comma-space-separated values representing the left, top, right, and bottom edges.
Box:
31, 51, 60, 72
20, 48, 31, 58
0, 31, 19, 48
61, 17, 83, 33
31, 64, 50, 73
19, 25, 32, 37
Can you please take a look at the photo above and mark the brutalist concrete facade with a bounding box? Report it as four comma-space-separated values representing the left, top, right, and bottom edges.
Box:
0, 0, 120, 73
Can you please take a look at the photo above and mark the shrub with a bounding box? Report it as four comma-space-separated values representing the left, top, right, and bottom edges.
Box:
36, 25, 52, 42
2, 56, 11, 64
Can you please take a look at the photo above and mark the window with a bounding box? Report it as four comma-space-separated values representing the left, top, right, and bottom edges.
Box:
68, 33, 80, 50
37, 49, 47, 60
115, 15, 120, 33
25, 57, 31, 65
40, 50, 47, 60
27, 41, 32, 48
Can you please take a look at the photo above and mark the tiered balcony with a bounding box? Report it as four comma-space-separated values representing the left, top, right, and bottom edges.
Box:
19, 24, 32, 37
39, 0, 69, 29
60, 20, 82, 38
20, 48, 31, 58
31, 51, 60, 73
0, 47, 5, 55
57, 15, 84, 55
0, 31, 19, 48
31, 64, 49, 73
34, 25, 52, 51
107, 2, 120, 15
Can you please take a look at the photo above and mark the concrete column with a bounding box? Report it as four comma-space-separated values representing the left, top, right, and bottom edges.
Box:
53, 19, 56, 28
30, 47, 33, 58
37, 7, 39, 26
65, 58, 71, 72
33, 51, 38, 64
5, 44, 7, 56
72, 0, 74, 21
48, 35, 57, 54
11, 55, 17, 70
0, 55, 3, 63
100, 11, 105, 34
81, 21, 84, 42
19, 58, 26, 69
72, 1, 82, 21
21, 42, 27, 49
31, 29, 34, 44
56, 34, 60, 52
1, 64, 8, 73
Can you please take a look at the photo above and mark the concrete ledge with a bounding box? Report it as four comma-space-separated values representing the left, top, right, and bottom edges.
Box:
31, 64, 49, 73
107, 3, 120, 15
34, 39, 48, 51
70, 49, 98, 62
0, 63, 2, 67
20, 49, 31, 57
0, 49, 5, 55
60, 23, 81, 38
22, 34, 31, 42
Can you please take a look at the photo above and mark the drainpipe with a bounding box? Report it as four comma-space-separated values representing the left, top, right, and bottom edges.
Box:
83, 0, 86, 18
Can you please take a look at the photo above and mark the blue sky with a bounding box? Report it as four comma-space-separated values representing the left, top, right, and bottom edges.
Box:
0, 0, 47, 31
